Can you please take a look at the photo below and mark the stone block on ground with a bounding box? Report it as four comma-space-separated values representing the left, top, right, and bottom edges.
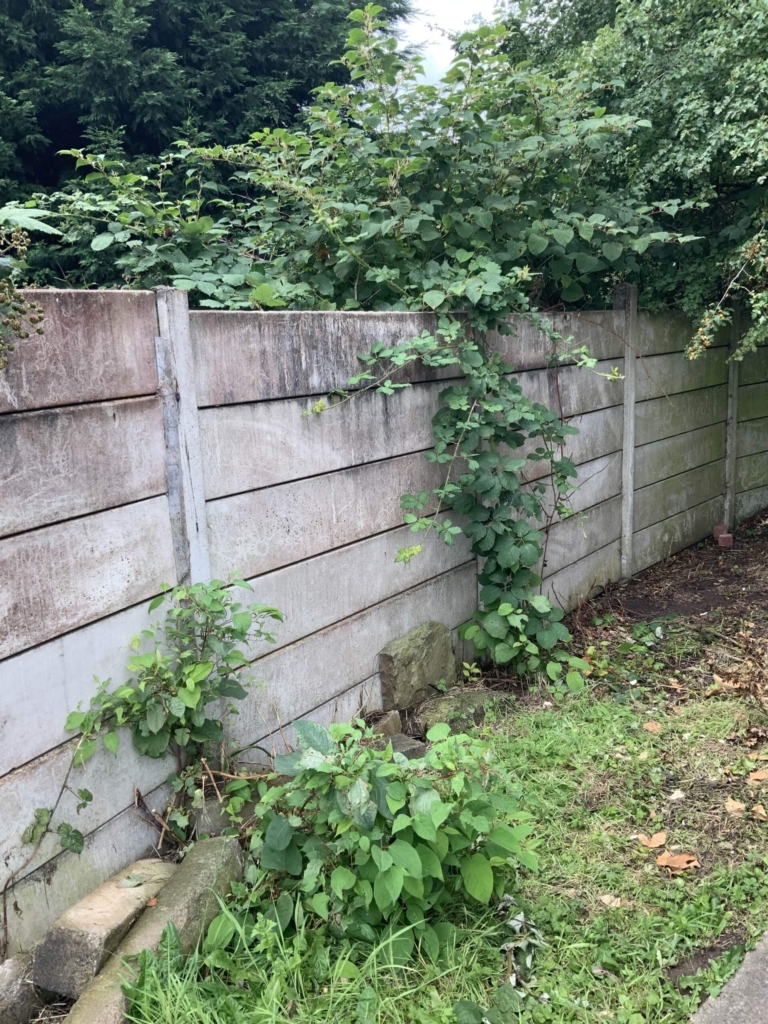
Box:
718, 533, 734, 547
32, 858, 176, 1000
0, 955, 42, 1024
66, 837, 243, 1024
417, 687, 503, 736
379, 621, 456, 711
372, 733, 427, 760
371, 710, 402, 737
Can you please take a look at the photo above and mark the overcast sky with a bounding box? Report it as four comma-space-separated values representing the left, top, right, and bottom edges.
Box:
399, 0, 500, 82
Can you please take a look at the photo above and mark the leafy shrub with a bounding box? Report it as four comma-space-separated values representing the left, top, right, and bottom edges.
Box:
64, 578, 283, 769
206, 719, 538, 964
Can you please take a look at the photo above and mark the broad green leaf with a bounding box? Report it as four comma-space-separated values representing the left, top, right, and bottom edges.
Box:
423, 289, 446, 309
265, 814, 294, 851
90, 233, 114, 251
602, 241, 624, 262
294, 719, 333, 754
426, 722, 450, 742
103, 731, 119, 756
388, 839, 423, 879
373, 865, 404, 911
460, 853, 494, 903
204, 912, 236, 951
331, 865, 357, 899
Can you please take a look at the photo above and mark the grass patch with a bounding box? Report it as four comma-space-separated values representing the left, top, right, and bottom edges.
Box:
126, 516, 768, 1023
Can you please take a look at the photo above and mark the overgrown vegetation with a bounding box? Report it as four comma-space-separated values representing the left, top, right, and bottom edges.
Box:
122, 522, 768, 1023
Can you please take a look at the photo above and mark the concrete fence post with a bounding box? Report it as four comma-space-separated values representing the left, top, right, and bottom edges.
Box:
614, 283, 638, 580
722, 302, 741, 531
154, 287, 211, 585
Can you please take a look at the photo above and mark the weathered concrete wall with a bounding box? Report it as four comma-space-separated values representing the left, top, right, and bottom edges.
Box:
1, 291, 766, 957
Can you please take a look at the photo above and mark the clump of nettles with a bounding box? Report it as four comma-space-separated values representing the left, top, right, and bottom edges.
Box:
0, 226, 44, 371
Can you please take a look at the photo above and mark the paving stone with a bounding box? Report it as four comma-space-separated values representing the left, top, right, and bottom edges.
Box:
0, 955, 41, 1024
379, 621, 456, 710
694, 932, 768, 1023
32, 858, 176, 1000
66, 837, 243, 1024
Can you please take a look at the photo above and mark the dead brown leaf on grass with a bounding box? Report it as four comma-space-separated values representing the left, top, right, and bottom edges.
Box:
638, 831, 667, 849
752, 804, 768, 821
656, 852, 699, 873
725, 797, 747, 817
643, 721, 662, 734
598, 894, 626, 909
749, 769, 768, 783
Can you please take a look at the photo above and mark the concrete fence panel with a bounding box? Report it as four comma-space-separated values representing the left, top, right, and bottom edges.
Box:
1, 287, 767, 955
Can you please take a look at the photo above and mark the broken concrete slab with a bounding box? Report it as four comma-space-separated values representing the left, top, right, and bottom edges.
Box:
32, 858, 176, 1000
379, 621, 456, 711
0, 955, 41, 1024
372, 710, 402, 737
66, 837, 242, 1024
417, 687, 504, 736
693, 932, 768, 1023
373, 733, 427, 760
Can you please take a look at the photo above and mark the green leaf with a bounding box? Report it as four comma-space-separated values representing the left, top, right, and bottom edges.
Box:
294, 719, 334, 754
103, 731, 119, 756
373, 865, 404, 911
388, 840, 423, 879
426, 722, 450, 742
311, 892, 330, 920
57, 823, 85, 855
331, 865, 357, 899
551, 227, 574, 246
460, 853, 494, 903
204, 912, 236, 952
527, 233, 548, 255
423, 289, 446, 309
602, 241, 624, 262
265, 814, 294, 851
566, 670, 585, 692
416, 844, 444, 880
64, 711, 86, 732
546, 661, 562, 681
90, 233, 114, 251
529, 594, 551, 614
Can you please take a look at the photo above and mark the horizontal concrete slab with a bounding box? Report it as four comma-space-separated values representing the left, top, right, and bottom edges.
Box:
635, 423, 725, 490
636, 386, 727, 447
636, 348, 727, 402
0, 397, 166, 537
0, 496, 177, 659
4, 291, 158, 415
737, 451, 768, 493
633, 495, 723, 575
737, 417, 768, 460
206, 450, 444, 580
199, 380, 444, 499
739, 382, 768, 422
739, 347, 768, 387
541, 496, 621, 580
736, 486, 768, 523
5, 785, 167, 957
0, 732, 171, 887
242, 520, 473, 660
543, 539, 621, 613
634, 460, 724, 533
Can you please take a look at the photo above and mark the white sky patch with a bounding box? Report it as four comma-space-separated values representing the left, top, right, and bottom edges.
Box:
399, 0, 500, 83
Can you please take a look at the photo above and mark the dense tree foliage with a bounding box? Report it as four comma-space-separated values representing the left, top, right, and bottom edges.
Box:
0, 0, 410, 194
583, 0, 768, 353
